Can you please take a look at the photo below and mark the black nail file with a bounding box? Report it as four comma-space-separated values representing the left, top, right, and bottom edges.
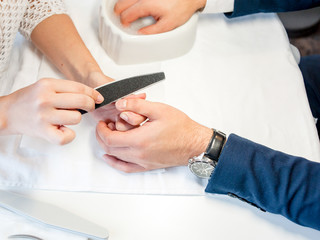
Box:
79, 72, 165, 114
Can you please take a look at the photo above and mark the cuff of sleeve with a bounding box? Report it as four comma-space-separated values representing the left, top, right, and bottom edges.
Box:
202, 0, 234, 14
205, 134, 254, 195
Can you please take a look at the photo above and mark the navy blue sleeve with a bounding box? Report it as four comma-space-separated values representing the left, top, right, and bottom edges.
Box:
226, 0, 320, 18
205, 134, 320, 231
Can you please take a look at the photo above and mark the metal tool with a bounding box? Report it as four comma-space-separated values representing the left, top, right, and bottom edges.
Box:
80, 72, 165, 114
0, 190, 108, 240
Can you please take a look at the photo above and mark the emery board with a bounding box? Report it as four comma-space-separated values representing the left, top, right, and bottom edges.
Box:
0, 190, 108, 239
80, 72, 165, 114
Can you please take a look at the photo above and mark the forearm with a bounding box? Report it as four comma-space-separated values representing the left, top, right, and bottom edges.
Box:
206, 134, 320, 230
30, 14, 102, 87
226, 0, 320, 18
0, 96, 9, 134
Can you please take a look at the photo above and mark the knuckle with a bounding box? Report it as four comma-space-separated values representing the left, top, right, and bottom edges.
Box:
36, 78, 52, 90
35, 112, 47, 124
35, 95, 50, 109
136, 151, 146, 161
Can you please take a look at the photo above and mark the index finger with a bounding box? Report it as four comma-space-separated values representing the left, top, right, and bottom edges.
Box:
114, 0, 139, 15
52, 79, 104, 103
119, 1, 152, 26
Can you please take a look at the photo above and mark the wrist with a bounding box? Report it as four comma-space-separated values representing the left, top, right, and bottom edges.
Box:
186, 124, 213, 163
75, 62, 103, 87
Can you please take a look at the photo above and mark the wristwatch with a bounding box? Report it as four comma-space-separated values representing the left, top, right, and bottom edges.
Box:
188, 129, 226, 179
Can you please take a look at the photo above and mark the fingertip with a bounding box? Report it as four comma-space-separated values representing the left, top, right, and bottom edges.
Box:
115, 99, 127, 110
96, 92, 104, 103
108, 122, 116, 130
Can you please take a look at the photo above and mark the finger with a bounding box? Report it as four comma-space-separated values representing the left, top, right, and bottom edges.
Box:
114, 0, 139, 15
96, 121, 136, 147
38, 78, 104, 103
53, 93, 96, 112
103, 155, 147, 173
101, 145, 130, 159
115, 98, 162, 120
49, 110, 82, 125
108, 122, 116, 130
119, 2, 151, 26
139, 18, 173, 34
115, 119, 136, 131
119, 111, 146, 126
46, 125, 76, 145
124, 92, 146, 100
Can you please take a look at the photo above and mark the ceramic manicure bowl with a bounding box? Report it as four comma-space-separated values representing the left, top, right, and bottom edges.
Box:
99, 0, 199, 65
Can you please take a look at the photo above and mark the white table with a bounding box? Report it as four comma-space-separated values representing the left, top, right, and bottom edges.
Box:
2, 0, 320, 239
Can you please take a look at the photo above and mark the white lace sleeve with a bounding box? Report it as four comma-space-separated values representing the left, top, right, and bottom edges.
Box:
19, 0, 68, 40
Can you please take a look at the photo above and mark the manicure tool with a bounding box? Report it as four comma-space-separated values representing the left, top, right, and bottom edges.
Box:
0, 190, 108, 240
80, 72, 166, 114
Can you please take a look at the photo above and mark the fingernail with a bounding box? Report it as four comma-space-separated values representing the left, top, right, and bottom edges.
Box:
120, 112, 128, 122
97, 93, 104, 103
116, 99, 127, 109
108, 122, 115, 130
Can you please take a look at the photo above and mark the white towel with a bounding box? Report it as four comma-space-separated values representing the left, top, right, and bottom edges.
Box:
0, 0, 319, 195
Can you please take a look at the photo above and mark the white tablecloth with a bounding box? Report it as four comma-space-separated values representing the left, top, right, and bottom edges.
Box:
0, 0, 319, 196
1, 0, 320, 239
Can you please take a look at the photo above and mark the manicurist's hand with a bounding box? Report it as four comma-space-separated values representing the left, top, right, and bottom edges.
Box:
96, 98, 212, 173
0, 78, 104, 145
114, 0, 206, 34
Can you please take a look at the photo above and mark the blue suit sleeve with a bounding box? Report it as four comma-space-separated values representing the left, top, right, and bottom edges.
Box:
226, 0, 320, 18
205, 134, 320, 230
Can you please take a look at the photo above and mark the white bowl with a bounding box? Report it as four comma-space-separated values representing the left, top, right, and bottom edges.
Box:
99, 0, 198, 65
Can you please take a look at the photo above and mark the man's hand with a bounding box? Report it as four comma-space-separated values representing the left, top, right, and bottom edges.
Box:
114, 0, 206, 34
95, 98, 212, 173
91, 93, 147, 131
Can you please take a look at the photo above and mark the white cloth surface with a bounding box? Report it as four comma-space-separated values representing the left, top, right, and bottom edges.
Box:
0, 0, 319, 196
203, 0, 234, 14
0, 206, 85, 240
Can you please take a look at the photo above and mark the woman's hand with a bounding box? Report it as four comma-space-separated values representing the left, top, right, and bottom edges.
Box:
114, 0, 206, 34
0, 78, 104, 145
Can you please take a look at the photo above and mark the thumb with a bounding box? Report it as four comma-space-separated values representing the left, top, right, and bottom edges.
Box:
115, 98, 161, 120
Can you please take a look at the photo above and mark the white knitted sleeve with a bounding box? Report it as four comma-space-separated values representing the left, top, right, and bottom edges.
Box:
19, 0, 68, 40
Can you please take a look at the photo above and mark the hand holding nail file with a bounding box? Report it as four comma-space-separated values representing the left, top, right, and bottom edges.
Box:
0, 190, 108, 240
80, 72, 166, 114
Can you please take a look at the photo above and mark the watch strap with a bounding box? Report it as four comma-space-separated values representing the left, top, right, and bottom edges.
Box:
204, 129, 226, 162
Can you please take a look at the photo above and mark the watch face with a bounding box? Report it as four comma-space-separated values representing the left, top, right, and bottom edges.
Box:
190, 162, 214, 179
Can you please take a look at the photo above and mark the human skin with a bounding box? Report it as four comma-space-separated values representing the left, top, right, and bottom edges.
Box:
96, 98, 212, 172
114, 0, 207, 34
0, 14, 111, 144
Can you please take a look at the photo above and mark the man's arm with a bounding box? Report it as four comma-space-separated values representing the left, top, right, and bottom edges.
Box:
207, 134, 320, 231
227, 0, 320, 17
96, 98, 320, 230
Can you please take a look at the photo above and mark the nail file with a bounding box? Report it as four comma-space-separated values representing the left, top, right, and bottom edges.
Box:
80, 72, 166, 114
0, 190, 108, 240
